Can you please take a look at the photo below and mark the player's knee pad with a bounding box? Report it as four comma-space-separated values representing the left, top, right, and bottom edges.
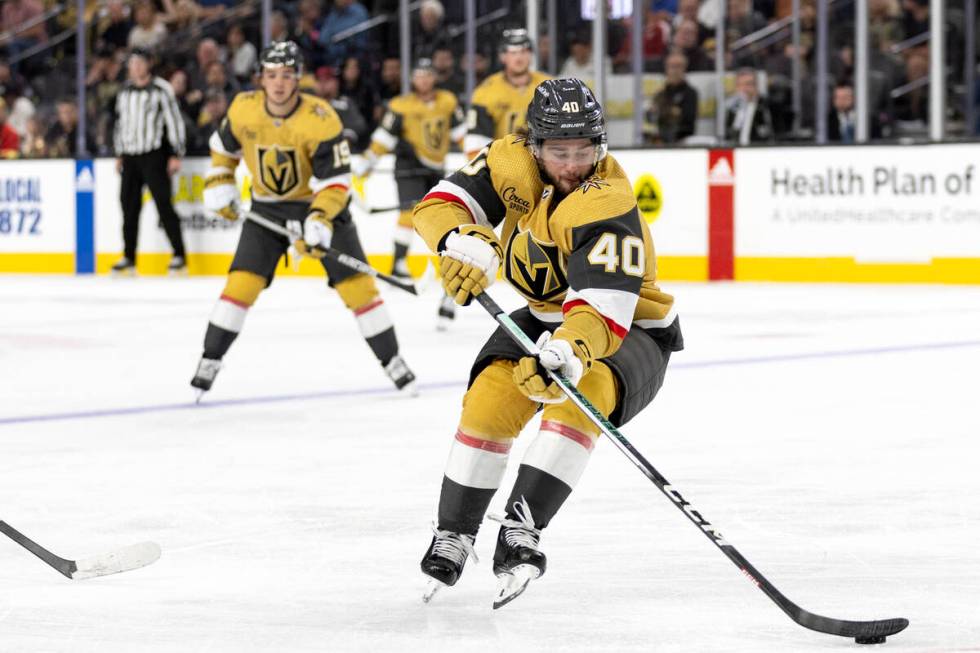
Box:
221, 270, 266, 307
541, 360, 619, 439
459, 359, 538, 442
335, 273, 379, 311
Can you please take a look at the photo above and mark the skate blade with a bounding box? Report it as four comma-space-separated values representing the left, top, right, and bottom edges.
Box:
400, 380, 420, 398
492, 565, 540, 610
193, 388, 207, 404
422, 578, 445, 603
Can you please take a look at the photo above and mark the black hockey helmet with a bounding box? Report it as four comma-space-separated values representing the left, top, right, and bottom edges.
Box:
499, 28, 533, 52
412, 57, 435, 74
258, 40, 302, 75
526, 78, 607, 159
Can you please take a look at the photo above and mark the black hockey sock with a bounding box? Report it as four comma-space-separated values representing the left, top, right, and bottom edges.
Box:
437, 476, 498, 536
392, 242, 409, 269
503, 464, 573, 529
203, 323, 239, 360
366, 327, 398, 365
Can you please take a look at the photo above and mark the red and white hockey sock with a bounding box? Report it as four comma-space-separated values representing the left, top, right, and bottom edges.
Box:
203, 295, 249, 359
438, 430, 512, 535
353, 298, 398, 364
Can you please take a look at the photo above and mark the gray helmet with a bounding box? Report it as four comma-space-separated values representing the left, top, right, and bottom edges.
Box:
258, 40, 302, 75
499, 28, 533, 52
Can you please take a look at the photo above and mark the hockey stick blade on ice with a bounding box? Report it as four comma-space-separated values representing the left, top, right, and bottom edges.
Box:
0, 520, 161, 580
473, 292, 909, 643
244, 211, 419, 295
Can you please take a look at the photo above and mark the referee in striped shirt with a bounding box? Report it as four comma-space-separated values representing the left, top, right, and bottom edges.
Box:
111, 48, 188, 274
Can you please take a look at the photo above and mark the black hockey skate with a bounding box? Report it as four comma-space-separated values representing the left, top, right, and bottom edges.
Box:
420, 527, 478, 603
111, 257, 135, 275
168, 255, 187, 275
383, 354, 417, 395
190, 357, 222, 402
436, 294, 456, 332
490, 498, 547, 609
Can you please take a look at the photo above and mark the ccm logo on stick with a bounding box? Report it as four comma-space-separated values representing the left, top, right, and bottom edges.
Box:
664, 484, 731, 546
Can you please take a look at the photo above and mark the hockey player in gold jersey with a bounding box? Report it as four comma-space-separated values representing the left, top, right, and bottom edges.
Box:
415, 79, 683, 606
352, 58, 466, 327
464, 28, 550, 158
189, 41, 417, 396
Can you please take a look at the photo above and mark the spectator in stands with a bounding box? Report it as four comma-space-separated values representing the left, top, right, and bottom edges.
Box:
826, 83, 882, 142
645, 51, 699, 143
432, 46, 464, 97
614, 8, 671, 72
560, 32, 612, 80
313, 65, 368, 149
269, 10, 290, 43
537, 34, 552, 74
673, 0, 710, 44
86, 48, 126, 154
204, 60, 239, 101
901, 0, 929, 38
318, 0, 369, 68
0, 97, 20, 157
188, 38, 221, 92
414, 0, 449, 59
869, 0, 904, 51
169, 0, 204, 42
128, 0, 168, 53
167, 69, 200, 148
1, 0, 47, 66
224, 23, 256, 85
670, 19, 712, 71
726, 0, 767, 44
0, 58, 33, 139
341, 56, 382, 126
892, 50, 929, 124
195, 88, 227, 146
294, 0, 324, 68
20, 114, 45, 157
93, 0, 133, 53
378, 55, 401, 101
725, 68, 775, 144
46, 97, 95, 157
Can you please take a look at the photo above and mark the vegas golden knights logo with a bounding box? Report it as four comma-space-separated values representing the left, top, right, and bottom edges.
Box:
257, 146, 299, 196
505, 229, 567, 301
422, 118, 445, 151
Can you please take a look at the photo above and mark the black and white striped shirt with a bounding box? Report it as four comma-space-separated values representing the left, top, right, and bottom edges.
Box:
112, 77, 186, 156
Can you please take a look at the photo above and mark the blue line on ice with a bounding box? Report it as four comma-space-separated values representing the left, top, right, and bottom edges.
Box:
2, 339, 978, 426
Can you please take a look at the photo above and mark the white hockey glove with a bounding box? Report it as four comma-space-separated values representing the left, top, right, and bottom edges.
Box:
439, 225, 503, 305
294, 210, 332, 259
203, 167, 240, 221
350, 153, 375, 178
513, 331, 586, 404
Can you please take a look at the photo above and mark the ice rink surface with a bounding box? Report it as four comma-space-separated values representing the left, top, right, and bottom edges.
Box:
1, 274, 978, 653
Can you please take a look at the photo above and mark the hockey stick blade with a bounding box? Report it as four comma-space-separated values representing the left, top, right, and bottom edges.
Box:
1, 520, 161, 580
244, 211, 420, 295
472, 292, 909, 641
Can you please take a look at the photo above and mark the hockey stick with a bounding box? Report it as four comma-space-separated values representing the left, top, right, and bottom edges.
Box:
244, 211, 420, 295
0, 520, 161, 580
473, 292, 909, 644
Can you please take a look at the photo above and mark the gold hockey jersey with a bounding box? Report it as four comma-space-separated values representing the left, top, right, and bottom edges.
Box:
464, 70, 551, 155
209, 90, 352, 220
414, 136, 682, 361
368, 90, 466, 170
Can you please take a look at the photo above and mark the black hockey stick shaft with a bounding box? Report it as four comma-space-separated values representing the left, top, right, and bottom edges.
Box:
474, 292, 908, 641
0, 520, 76, 578
244, 211, 419, 295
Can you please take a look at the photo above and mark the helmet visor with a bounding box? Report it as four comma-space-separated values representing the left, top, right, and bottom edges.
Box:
538, 140, 600, 167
